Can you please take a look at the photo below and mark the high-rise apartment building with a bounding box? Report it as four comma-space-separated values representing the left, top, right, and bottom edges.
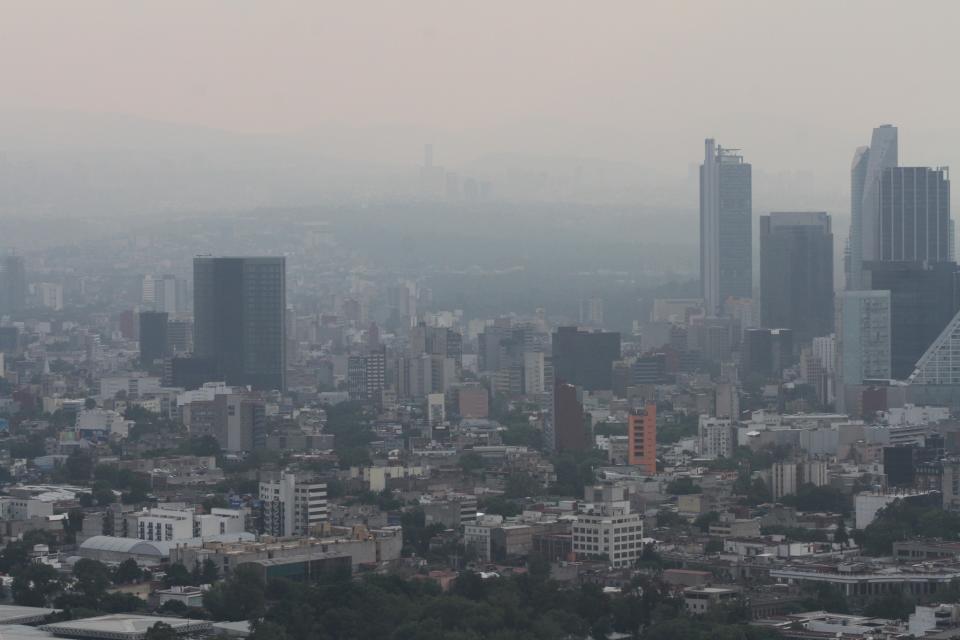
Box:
259, 471, 328, 537
552, 326, 621, 391
347, 349, 386, 403
193, 256, 286, 391
627, 405, 656, 474
849, 125, 898, 290
760, 212, 834, 343
837, 290, 891, 387
879, 167, 950, 263
700, 139, 752, 315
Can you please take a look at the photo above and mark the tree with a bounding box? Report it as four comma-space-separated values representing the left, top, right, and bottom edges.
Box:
834, 517, 849, 546
65, 452, 94, 483
84, 398, 96, 410
12, 563, 61, 606
693, 511, 721, 532
864, 593, 914, 620
780, 483, 850, 514
202, 565, 265, 621
250, 621, 290, 640
666, 477, 701, 495
144, 622, 177, 640
503, 473, 541, 499
458, 452, 484, 475
113, 558, 143, 585
73, 558, 111, 601
201, 558, 219, 584
705, 538, 724, 554
655, 510, 687, 528
163, 563, 192, 588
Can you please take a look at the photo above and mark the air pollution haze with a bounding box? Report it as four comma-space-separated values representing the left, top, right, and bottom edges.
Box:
1, 1, 959, 216
3, 3, 960, 637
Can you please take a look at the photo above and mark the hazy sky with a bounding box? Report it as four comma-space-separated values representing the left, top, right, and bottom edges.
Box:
1, 1, 959, 179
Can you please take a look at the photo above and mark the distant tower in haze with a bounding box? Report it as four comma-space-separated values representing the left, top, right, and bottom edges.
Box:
879, 166, 950, 263
760, 211, 834, 344
848, 125, 898, 289
0, 255, 27, 316
139, 311, 169, 367
700, 139, 752, 315
193, 256, 287, 391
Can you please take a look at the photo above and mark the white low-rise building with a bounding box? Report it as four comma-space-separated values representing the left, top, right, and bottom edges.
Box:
572, 499, 643, 568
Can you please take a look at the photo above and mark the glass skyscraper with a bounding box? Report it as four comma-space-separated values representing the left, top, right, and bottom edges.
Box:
193, 256, 287, 391
700, 139, 752, 316
759, 211, 834, 344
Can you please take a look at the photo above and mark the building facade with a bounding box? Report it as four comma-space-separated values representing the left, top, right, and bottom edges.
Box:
259, 471, 328, 537
760, 212, 834, 343
700, 139, 752, 315
193, 256, 287, 391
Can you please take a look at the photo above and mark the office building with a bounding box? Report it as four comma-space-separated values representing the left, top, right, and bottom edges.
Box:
627, 405, 656, 474
138, 311, 169, 367
193, 256, 286, 391
838, 290, 892, 386
259, 471, 328, 537
143, 274, 189, 314
742, 328, 793, 378
909, 309, 960, 385
552, 326, 621, 391
760, 212, 834, 343
572, 487, 643, 568
0, 255, 26, 316
849, 125, 898, 289
180, 386, 266, 452
883, 446, 915, 487
700, 139, 752, 315
166, 319, 192, 354
865, 261, 960, 379
551, 382, 588, 453
347, 349, 386, 403
879, 167, 950, 263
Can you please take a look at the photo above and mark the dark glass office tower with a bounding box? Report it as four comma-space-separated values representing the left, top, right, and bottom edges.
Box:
760, 212, 834, 344
193, 257, 286, 391
865, 261, 960, 379
139, 311, 169, 367
0, 255, 27, 316
551, 326, 621, 391
879, 167, 950, 263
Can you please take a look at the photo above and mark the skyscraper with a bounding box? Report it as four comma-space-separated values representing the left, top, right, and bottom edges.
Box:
193, 256, 287, 391
139, 311, 169, 367
0, 255, 26, 316
865, 261, 960, 379
552, 326, 621, 391
700, 139, 752, 315
879, 167, 950, 263
760, 211, 834, 343
848, 125, 898, 289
